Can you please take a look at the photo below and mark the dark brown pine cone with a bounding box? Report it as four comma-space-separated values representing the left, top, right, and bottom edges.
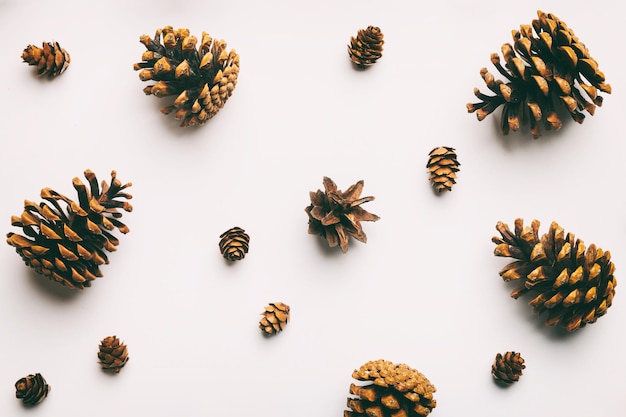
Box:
259, 302, 290, 336
305, 177, 379, 253
134, 26, 240, 127
21, 41, 70, 78
467, 10, 611, 138
15, 373, 50, 405
6, 170, 132, 289
98, 335, 129, 373
345, 359, 437, 417
492, 351, 525, 385
348, 26, 384, 67
492, 218, 617, 331
218, 227, 250, 261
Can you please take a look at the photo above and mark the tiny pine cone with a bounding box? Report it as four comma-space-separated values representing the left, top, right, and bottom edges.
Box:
219, 227, 250, 261
259, 302, 290, 335
15, 373, 50, 405
21, 41, 70, 78
492, 351, 525, 384
98, 335, 129, 373
348, 26, 384, 67
426, 146, 460, 192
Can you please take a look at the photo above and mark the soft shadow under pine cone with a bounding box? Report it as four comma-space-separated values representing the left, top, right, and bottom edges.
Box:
26, 268, 80, 301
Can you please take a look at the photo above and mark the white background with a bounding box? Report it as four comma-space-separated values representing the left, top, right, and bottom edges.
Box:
1, 0, 625, 416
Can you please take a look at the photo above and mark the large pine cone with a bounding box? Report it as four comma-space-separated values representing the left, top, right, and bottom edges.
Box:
134, 26, 240, 127
98, 335, 129, 373
305, 177, 379, 253
492, 218, 617, 331
426, 146, 460, 193
467, 10, 611, 138
21, 41, 70, 78
345, 359, 437, 417
348, 26, 384, 67
491, 351, 525, 385
15, 373, 50, 405
259, 302, 290, 336
6, 170, 132, 289
219, 226, 250, 261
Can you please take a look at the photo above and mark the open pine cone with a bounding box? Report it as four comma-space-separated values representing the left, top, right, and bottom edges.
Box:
345, 359, 437, 417
467, 10, 611, 138
21, 41, 70, 78
492, 351, 525, 385
348, 26, 384, 67
492, 218, 617, 331
305, 177, 379, 253
134, 26, 240, 127
6, 170, 132, 289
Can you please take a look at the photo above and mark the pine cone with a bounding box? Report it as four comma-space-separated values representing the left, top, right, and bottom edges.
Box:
492, 218, 617, 331
6, 170, 133, 289
426, 146, 460, 193
348, 26, 384, 67
15, 373, 50, 405
98, 335, 129, 373
467, 10, 611, 138
259, 302, 290, 336
21, 41, 70, 78
491, 351, 525, 385
219, 227, 250, 261
134, 26, 240, 127
345, 359, 437, 417
305, 177, 379, 253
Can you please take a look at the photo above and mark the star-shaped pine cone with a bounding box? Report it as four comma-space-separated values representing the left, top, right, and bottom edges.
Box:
6, 170, 133, 289
15, 373, 50, 406
348, 26, 384, 67
492, 351, 525, 385
467, 10, 611, 138
98, 335, 129, 373
21, 41, 70, 78
345, 359, 437, 417
305, 177, 379, 253
492, 218, 617, 331
134, 26, 240, 127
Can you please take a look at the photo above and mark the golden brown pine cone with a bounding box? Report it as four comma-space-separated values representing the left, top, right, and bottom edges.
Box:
98, 335, 129, 373
305, 177, 379, 253
219, 227, 250, 261
259, 302, 290, 336
6, 170, 133, 289
21, 41, 70, 78
348, 26, 384, 67
15, 373, 50, 405
345, 359, 437, 417
467, 10, 611, 138
492, 351, 525, 385
426, 146, 460, 192
492, 218, 617, 331
134, 26, 240, 127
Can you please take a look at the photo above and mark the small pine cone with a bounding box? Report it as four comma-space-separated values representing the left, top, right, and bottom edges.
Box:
259, 302, 290, 336
134, 26, 240, 127
345, 359, 437, 417
21, 41, 70, 78
15, 373, 50, 405
467, 10, 611, 138
492, 218, 617, 331
305, 177, 380, 253
492, 351, 525, 385
219, 227, 250, 261
6, 170, 133, 289
426, 146, 460, 192
348, 26, 384, 67
98, 335, 129, 373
